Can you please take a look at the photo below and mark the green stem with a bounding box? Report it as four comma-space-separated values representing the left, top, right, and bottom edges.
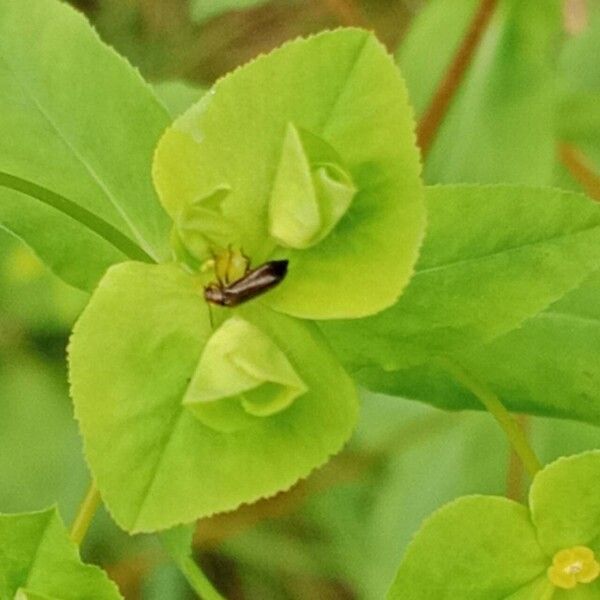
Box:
539, 581, 556, 600
439, 357, 542, 478
70, 480, 102, 546
180, 556, 226, 600
162, 541, 226, 600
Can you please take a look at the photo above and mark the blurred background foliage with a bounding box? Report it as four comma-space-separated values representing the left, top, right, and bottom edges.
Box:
1, 0, 599, 598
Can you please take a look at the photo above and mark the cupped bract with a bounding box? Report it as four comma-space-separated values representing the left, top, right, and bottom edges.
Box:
69, 261, 359, 532
153, 28, 425, 320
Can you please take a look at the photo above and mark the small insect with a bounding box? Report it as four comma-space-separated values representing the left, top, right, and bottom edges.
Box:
204, 258, 289, 307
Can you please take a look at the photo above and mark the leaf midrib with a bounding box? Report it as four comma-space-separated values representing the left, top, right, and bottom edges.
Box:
130, 406, 185, 531
0, 171, 153, 263
536, 311, 600, 327
415, 220, 600, 277
0, 51, 158, 260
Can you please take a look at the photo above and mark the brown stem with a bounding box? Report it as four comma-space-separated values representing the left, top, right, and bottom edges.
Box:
322, 0, 372, 29
558, 143, 600, 201
416, 0, 499, 159
563, 0, 589, 35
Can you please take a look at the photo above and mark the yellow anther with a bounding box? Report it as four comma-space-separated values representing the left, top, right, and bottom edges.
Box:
547, 546, 600, 590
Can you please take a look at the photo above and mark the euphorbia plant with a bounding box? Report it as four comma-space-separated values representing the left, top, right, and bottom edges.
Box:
0, 0, 599, 597
388, 451, 600, 599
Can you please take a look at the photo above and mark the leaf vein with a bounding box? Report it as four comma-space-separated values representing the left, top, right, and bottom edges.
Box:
416, 222, 600, 276
0, 52, 158, 260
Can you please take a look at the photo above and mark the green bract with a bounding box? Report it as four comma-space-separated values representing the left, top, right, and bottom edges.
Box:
0, 0, 171, 291
322, 185, 600, 372
268, 124, 356, 250
388, 450, 600, 599
184, 316, 308, 432
0, 507, 121, 599
69, 262, 358, 533
153, 28, 425, 319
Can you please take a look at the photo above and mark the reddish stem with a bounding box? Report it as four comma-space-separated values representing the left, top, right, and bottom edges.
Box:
322, 0, 372, 29
416, 0, 499, 159
559, 143, 600, 202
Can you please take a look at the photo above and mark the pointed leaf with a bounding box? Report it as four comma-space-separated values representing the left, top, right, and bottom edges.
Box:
0, 0, 171, 290
322, 185, 600, 372
358, 269, 600, 426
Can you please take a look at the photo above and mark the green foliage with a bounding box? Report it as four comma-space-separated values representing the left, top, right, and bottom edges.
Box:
358, 267, 600, 426
0, 354, 85, 516
398, 0, 560, 186
389, 450, 600, 599
0, 0, 171, 291
0, 233, 87, 333
322, 185, 600, 376
69, 262, 358, 532
0, 507, 121, 599
153, 29, 425, 319
1, 0, 599, 595
152, 81, 206, 119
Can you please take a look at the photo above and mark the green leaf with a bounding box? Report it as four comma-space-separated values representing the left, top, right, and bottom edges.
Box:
389, 451, 600, 598
0, 174, 148, 292
322, 185, 600, 372
0, 353, 85, 515
14, 590, 58, 600
358, 268, 600, 426
0, 507, 121, 599
0, 233, 88, 333
0, 0, 171, 290
387, 496, 547, 600
398, 0, 560, 186
152, 81, 205, 119
69, 262, 358, 532
530, 451, 600, 556
154, 29, 425, 319
159, 524, 195, 562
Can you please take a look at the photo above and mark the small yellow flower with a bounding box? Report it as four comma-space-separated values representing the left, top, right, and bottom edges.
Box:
547, 546, 600, 590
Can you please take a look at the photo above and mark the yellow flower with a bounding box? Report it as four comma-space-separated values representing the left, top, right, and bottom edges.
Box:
547, 546, 600, 590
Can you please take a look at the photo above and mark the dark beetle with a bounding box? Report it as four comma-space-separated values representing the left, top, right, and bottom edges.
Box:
204, 260, 288, 307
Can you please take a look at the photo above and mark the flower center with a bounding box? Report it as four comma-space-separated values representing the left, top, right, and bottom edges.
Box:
547, 546, 600, 590
565, 560, 583, 575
